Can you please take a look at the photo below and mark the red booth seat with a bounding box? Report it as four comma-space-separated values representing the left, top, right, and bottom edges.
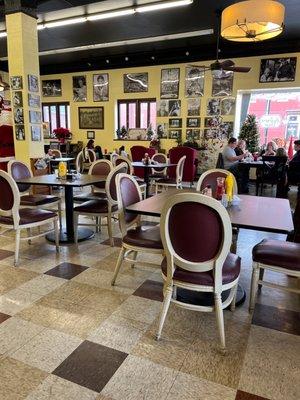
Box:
168, 146, 198, 184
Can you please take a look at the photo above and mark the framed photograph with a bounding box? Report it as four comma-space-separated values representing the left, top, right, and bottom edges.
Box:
29, 110, 42, 124
204, 128, 219, 140
93, 73, 109, 102
187, 98, 201, 116
168, 100, 181, 116
13, 91, 23, 107
124, 73, 148, 93
73, 75, 87, 102
156, 123, 168, 139
207, 98, 221, 115
28, 75, 39, 92
259, 57, 297, 82
79, 107, 104, 129
169, 118, 182, 128
221, 97, 235, 115
15, 125, 25, 141
186, 129, 201, 141
212, 72, 233, 96
28, 93, 40, 109
14, 108, 24, 124
220, 122, 234, 138
187, 117, 200, 128
31, 125, 42, 141
42, 79, 62, 97
168, 129, 182, 139
11, 76, 22, 90
87, 130, 95, 139
205, 116, 222, 127
160, 68, 180, 99
157, 100, 169, 117
185, 67, 205, 97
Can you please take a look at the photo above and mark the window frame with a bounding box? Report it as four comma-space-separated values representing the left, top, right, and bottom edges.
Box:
117, 98, 156, 130
42, 102, 70, 133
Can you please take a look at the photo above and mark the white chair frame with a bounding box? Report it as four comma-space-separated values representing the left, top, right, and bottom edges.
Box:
156, 192, 239, 352
114, 156, 146, 198
111, 173, 164, 285
76, 149, 96, 173
151, 153, 168, 176
196, 169, 238, 194
155, 155, 186, 194
0, 170, 59, 266
7, 160, 62, 228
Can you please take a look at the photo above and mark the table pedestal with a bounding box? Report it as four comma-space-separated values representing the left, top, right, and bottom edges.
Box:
46, 227, 94, 244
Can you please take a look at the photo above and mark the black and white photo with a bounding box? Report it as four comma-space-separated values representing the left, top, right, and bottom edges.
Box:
168, 100, 181, 116
28, 75, 39, 92
207, 98, 221, 115
42, 80, 62, 97
15, 125, 25, 141
124, 73, 148, 93
169, 118, 182, 128
11, 76, 22, 90
31, 125, 42, 141
205, 116, 222, 127
212, 72, 233, 96
185, 67, 204, 97
13, 91, 23, 107
187, 117, 200, 128
28, 93, 40, 109
157, 100, 169, 117
87, 130, 95, 139
259, 57, 297, 82
160, 68, 180, 99
14, 108, 24, 124
219, 122, 234, 138
186, 129, 201, 141
221, 97, 235, 115
156, 123, 168, 138
204, 128, 219, 140
93, 74, 109, 101
168, 129, 182, 139
29, 110, 42, 124
78, 107, 104, 129
187, 98, 201, 116
73, 75, 87, 102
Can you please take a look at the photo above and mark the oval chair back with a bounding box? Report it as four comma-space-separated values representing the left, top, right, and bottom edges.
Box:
0, 170, 21, 228
76, 149, 96, 172
114, 156, 133, 175
116, 173, 142, 237
51, 149, 62, 158
105, 163, 129, 207
196, 169, 238, 195
88, 159, 113, 189
151, 153, 168, 175
176, 155, 186, 186
7, 160, 32, 193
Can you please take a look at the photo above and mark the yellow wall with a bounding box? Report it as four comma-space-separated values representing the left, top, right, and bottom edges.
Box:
41, 51, 300, 154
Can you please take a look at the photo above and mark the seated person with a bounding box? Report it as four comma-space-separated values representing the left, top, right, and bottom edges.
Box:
261, 141, 277, 156
119, 145, 128, 158
276, 147, 287, 157
235, 139, 246, 156
287, 140, 300, 198
95, 145, 103, 159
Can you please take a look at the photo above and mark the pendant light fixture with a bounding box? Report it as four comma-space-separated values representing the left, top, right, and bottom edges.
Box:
221, 0, 285, 42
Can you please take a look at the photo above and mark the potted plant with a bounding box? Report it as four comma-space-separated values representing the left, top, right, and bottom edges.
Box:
53, 127, 72, 143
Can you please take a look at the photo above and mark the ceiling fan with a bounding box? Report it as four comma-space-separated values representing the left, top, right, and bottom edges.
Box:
189, 11, 251, 78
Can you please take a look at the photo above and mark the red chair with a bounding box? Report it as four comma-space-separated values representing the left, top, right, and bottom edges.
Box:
168, 146, 198, 185
130, 146, 156, 178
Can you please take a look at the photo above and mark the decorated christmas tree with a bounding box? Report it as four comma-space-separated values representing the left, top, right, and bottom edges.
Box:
239, 114, 260, 153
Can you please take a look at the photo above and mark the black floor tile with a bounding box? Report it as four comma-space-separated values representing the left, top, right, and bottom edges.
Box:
236, 390, 270, 399
44, 262, 88, 280
0, 312, 10, 324
133, 280, 163, 302
0, 249, 14, 260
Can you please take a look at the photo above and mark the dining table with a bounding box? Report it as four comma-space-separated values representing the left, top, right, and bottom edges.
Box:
131, 161, 177, 198
16, 173, 106, 244
49, 157, 75, 173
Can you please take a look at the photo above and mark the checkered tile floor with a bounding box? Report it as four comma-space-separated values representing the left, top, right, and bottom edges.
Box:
0, 216, 299, 400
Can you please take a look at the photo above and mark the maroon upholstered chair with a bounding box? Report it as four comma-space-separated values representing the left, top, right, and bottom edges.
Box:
0, 170, 59, 266
196, 169, 238, 196
115, 155, 146, 197
130, 146, 156, 178
156, 192, 241, 352
250, 239, 300, 311
168, 146, 198, 185
111, 173, 163, 285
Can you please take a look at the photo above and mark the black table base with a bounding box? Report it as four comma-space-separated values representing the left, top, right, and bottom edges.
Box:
46, 227, 94, 244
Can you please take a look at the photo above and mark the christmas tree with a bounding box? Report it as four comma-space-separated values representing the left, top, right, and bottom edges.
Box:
239, 114, 260, 153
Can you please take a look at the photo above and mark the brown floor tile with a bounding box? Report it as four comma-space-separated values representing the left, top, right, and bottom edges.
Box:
53, 341, 128, 393
45, 262, 89, 280
235, 390, 270, 400
100, 237, 122, 247
133, 279, 164, 302
0, 312, 10, 324
0, 249, 14, 261
252, 303, 300, 336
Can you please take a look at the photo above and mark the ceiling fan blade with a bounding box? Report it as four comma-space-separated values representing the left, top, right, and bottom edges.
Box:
224, 66, 251, 73
219, 59, 235, 69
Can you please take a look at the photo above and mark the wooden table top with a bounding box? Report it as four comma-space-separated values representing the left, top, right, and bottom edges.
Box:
131, 162, 177, 168
126, 189, 294, 234
16, 174, 107, 187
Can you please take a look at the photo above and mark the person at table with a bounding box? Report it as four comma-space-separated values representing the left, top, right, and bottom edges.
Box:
119, 145, 128, 158
287, 140, 300, 197
86, 139, 95, 149
95, 145, 103, 159
222, 137, 249, 193
262, 141, 277, 156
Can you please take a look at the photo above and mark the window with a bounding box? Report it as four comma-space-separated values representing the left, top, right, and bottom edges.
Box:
117, 99, 156, 131
42, 102, 70, 133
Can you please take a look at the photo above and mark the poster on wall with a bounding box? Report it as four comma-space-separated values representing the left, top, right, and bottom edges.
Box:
221, 97, 235, 115
31, 125, 42, 141
157, 100, 169, 117
28, 75, 39, 92
28, 93, 41, 109
78, 106, 104, 129
14, 108, 24, 124
13, 91, 23, 107
156, 123, 168, 138
42, 80, 62, 97
187, 98, 201, 116
124, 73, 148, 93
160, 68, 180, 99
168, 100, 181, 116
15, 125, 25, 140
212, 72, 233, 96
206, 98, 221, 115
73, 75, 87, 102
259, 57, 297, 82
29, 110, 42, 124
185, 67, 204, 97
93, 74, 109, 102
11, 76, 22, 90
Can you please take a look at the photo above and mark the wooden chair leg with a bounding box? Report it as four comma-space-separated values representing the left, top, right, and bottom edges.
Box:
14, 229, 21, 267
214, 292, 226, 353
258, 268, 265, 291
111, 246, 125, 285
58, 201, 62, 230
54, 219, 59, 253
131, 251, 138, 268
230, 284, 238, 312
107, 215, 114, 247
156, 285, 173, 340
249, 263, 260, 312
74, 213, 79, 244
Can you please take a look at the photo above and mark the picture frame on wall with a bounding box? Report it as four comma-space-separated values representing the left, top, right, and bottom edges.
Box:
15, 125, 25, 141
13, 91, 23, 107
28, 75, 39, 92
186, 129, 201, 141
124, 73, 148, 93
79, 107, 104, 129
93, 73, 109, 102
29, 110, 42, 124
31, 125, 42, 141
185, 67, 204, 97
169, 118, 182, 128
11, 76, 23, 90
207, 98, 221, 115
205, 116, 222, 127
259, 57, 297, 82
157, 100, 169, 117
14, 108, 24, 124
212, 72, 233, 96
187, 117, 200, 128
156, 123, 168, 138
168, 129, 182, 139
87, 130, 95, 139
28, 93, 41, 109
168, 100, 181, 116
73, 75, 87, 102
160, 68, 180, 99
221, 97, 235, 115
42, 79, 62, 97
187, 98, 201, 116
